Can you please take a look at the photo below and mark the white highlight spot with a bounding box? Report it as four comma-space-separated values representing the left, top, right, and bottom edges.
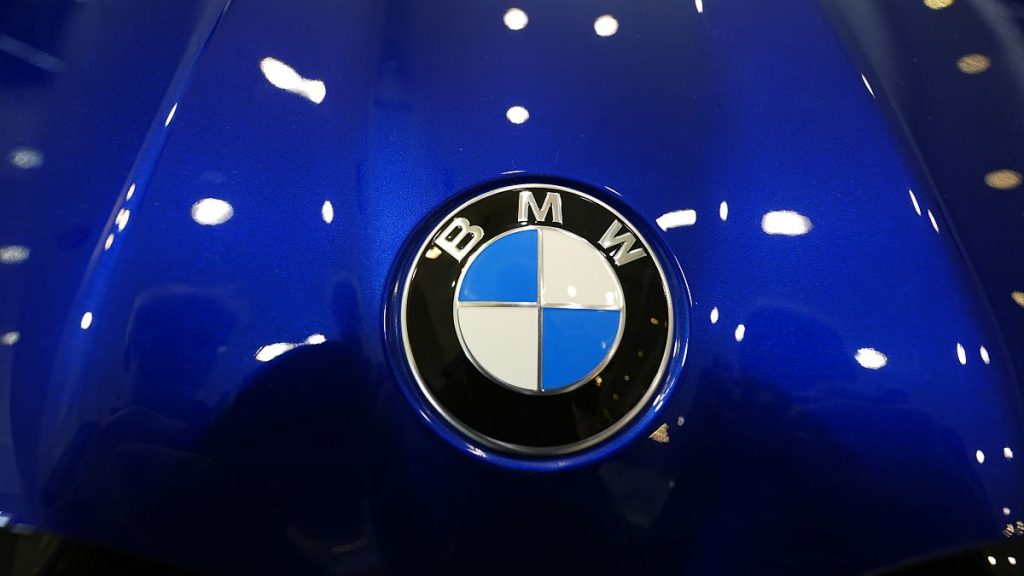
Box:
710, 307, 719, 325
165, 103, 177, 127
116, 209, 130, 232
80, 312, 93, 330
503, 8, 528, 30
656, 209, 697, 231
0, 245, 30, 265
855, 348, 888, 370
927, 209, 939, 233
1005, 446, 1014, 460
191, 198, 234, 226
908, 189, 921, 216
506, 105, 529, 124
321, 200, 334, 223
104, 234, 114, 251
956, 342, 967, 365
425, 246, 442, 259
254, 342, 293, 362
126, 183, 136, 200
594, 15, 619, 37
1004, 507, 1012, 516
761, 211, 812, 235
734, 324, 745, 342
677, 416, 685, 426
988, 556, 997, 566
976, 449, 985, 464
255, 333, 327, 362
1010, 557, 1018, 566
0, 331, 19, 346
861, 74, 875, 98
719, 201, 728, 221
259, 57, 326, 104
567, 285, 577, 298
695, 0, 704, 13
980, 345, 990, 365
8, 147, 43, 170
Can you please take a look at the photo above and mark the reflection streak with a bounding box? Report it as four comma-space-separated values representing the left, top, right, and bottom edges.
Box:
259, 57, 326, 104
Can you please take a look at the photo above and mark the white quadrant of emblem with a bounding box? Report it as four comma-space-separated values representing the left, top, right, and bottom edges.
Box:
454, 226, 624, 394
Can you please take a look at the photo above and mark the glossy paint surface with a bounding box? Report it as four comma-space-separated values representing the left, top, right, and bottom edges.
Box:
0, 0, 1022, 575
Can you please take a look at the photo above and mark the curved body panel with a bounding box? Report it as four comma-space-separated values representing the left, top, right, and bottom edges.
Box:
0, 0, 1022, 574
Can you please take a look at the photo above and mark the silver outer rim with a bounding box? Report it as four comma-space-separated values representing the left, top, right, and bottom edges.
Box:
400, 182, 676, 457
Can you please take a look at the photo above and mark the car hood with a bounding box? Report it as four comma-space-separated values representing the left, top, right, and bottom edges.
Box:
0, 0, 1022, 574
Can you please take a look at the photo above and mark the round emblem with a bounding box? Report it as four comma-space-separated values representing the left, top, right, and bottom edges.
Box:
400, 182, 677, 456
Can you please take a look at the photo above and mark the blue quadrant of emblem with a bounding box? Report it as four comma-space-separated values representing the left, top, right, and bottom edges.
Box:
541, 308, 621, 391
458, 229, 538, 302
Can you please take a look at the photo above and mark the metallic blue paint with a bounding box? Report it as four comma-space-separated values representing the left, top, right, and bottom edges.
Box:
1, 0, 1022, 574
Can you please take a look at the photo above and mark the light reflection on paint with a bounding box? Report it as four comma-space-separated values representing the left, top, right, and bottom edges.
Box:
649, 423, 670, 443
980, 345, 990, 364
761, 211, 812, 235
0, 245, 30, 265
506, 105, 529, 124
594, 15, 619, 37
259, 57, 326, 104
1006, 446, 1015, 460
116, 209, 130, 232
908, 189, 921, 216
956, 53, 991, 74
710, 307, 719, 325
956, 342, 967, 365
191, 198, 234, 226
1013, 291, 1024, 308
503, 8, 528, 30
976, 449, 986, 464
255, 333, 328, 362
927, 209, 939, 233
985, 169, 1022, 190
656, 209, 696, 230
8, 147, 43, 169
165, 103, 178, 127
855, 348, 887, 369
80, 312, 93, 330
734, 324, 745, 342
322, 200, 335, 224
0, 332, 19, 346
719, 201, 728, 221
861, 74, 875, 98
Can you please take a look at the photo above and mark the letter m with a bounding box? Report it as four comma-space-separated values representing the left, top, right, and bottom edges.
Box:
517, 190, 563, 224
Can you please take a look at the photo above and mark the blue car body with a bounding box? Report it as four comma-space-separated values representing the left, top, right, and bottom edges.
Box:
0, 0, 1022, 574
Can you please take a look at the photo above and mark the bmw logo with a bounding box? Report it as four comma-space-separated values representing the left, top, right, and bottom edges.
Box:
398, 182, 680, 456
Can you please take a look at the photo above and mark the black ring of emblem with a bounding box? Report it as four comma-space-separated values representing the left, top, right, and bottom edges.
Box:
401, 183, 674, 455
